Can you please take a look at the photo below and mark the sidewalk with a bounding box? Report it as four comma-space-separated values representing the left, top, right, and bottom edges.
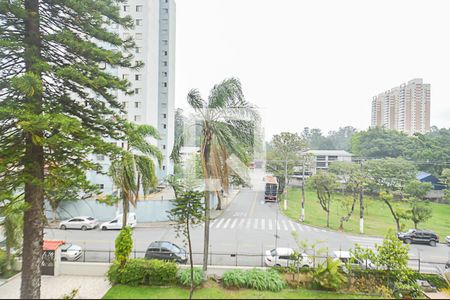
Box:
0, 274, 111, 299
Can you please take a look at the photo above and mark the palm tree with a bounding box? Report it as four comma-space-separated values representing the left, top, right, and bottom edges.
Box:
171, 78, 258, 272
109, 122, 163, 227
0, 201, 24, 271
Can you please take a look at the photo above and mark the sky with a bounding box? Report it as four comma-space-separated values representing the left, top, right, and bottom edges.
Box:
174, 0, 450, 139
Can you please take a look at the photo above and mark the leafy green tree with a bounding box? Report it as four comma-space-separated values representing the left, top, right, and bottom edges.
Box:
307, 171, 338, 227
45, 166, 99, 223
302, 128, 333, 150
110, 123, 162, 227
168, 184, 204, 299
266, 132, 307, 194
351, 127, 411, 158
366, 158, 416, 231
171, 78, 259, 273
330, 161, 371, 233
404, 181, 433, 229
0, 1, 136, 297
327, 126, 357, 151
441, 169, 450, 200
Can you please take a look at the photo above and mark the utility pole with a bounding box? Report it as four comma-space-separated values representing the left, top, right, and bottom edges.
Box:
300, 158, 305, 222
359, 159, 364, 234
284, 158, 288, 210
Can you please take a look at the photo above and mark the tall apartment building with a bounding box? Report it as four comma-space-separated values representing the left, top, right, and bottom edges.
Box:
371, 79, 430, 135
87, 0, 176, 195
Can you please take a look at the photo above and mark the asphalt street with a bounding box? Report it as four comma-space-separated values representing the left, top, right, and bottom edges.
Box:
44, 169, 450, 273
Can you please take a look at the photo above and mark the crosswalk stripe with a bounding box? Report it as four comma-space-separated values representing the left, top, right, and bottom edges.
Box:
268, 220, 273, 230
238, 218, 245, 228
261, 219, 265, 230
222, 218, 231, 229
289, 221, 296, 231
209, 220, 216, 228
230, 219, 238, 229
281, 220, 288, 231
246, 219, 252, 229
253, 219, 259, 230
214, 218, 224, 229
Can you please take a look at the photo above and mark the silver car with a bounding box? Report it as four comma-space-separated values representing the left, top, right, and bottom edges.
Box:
60, 243, 82, 261
59, 216, 98, 231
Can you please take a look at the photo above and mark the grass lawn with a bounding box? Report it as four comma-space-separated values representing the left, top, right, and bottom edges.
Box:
283, 188, 450, 239
103, 283, 379, 299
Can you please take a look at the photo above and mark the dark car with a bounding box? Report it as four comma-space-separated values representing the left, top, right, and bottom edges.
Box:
144, 241, 188, 264
397, 229, 439, 247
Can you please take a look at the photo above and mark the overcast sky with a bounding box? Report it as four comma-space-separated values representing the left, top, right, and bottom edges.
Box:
174, 0, 450, 139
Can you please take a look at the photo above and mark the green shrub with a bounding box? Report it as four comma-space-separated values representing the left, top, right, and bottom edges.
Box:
222, 269, 286, 292
222, 269, 247, 289
0, 249, 7, 275
146, 259, 178, 286
114, 227, 133, 268
177, 268, 203, 287
119, 259, 148, 286
107, 263, 121, 285
107, 259, 178, 286
312, 258, 347, 291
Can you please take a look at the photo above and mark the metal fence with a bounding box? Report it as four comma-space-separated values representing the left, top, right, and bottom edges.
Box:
72, 249, 447, 274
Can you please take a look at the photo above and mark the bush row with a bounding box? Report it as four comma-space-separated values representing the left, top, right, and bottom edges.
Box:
222, 269, 286, 292
108, 259, 178, 286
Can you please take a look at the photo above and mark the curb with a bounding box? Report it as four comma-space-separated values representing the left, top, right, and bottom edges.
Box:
0, 272, 21, 288
210, 189, 241, 220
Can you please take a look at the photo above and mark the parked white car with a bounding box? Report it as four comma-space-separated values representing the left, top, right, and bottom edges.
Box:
445, 235, 450, 246
332, 250, 376, 271
59, 216, 98, 231
264, 247, 312, 268
100, 213, 137, 230
60, 243, 82, 261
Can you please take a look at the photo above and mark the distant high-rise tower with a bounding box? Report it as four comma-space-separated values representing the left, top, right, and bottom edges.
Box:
371, 79, 430, 135
87, 0, 176, 195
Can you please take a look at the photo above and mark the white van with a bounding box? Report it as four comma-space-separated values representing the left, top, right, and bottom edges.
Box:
100, 213, 137, 230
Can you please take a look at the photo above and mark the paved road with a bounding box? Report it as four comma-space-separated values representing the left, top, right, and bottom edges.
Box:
45, 169, 450, 273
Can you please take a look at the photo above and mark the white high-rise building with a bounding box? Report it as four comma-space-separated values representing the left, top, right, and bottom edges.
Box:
87, 0, 176, 195
371, 79, 430, 135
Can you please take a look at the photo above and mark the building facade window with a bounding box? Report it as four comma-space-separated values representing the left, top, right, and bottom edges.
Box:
97, 184, 105, 190
134, 115, 142, 122
97, 154, 105, 161
136, 5, 143, 12
122, 74, 129, 80
163, 61, 168, 66
135, 47, 141, 53
163, 50, 168, 56
123, 5, 130, 11
163, 82, 167, 87
136, 19, 143, 26
135, 102, 141, 108
163, 124, 167, 129
134, 88, 141, 94
163, 113, 167, 118
135, 33, 143, 40
135, 74, 141, 81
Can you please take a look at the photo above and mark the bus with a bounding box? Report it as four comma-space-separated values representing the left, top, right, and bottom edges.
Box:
264, 176, 278, 202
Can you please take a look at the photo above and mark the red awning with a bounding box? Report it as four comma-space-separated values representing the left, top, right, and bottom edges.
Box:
43, 240, 65, 251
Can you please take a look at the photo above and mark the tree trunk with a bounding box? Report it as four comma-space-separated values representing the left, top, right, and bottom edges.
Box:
339, 197, 356, 231
122, 196, 129, 228
187, 220, 194, 300
52, 207, 57, 224
326, 197, 330, 228
215, 191, 222, 210
6, 243, 11, 271
384, 199, 401, 232
201, 130, 212, 273
21, 0, 44, 298
359, 189, 364, 234
300, 183, 305, 222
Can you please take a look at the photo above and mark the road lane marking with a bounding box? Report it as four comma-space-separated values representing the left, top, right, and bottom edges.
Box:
249, 192, 258, 217
261, 219, 265, 230
230, 219, 238, 229
281, 220, 288, 231
277, 221, 280, 230
214, 218, 225, 229
246, 219, 252, 229
268, 220, 273, 230
238, 218, 245, 228
222, 218, 231, 229
253, 219, 259, 230
289, 221, 296, 231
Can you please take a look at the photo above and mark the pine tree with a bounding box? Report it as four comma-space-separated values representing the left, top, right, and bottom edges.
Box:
0, 0, 137, 298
